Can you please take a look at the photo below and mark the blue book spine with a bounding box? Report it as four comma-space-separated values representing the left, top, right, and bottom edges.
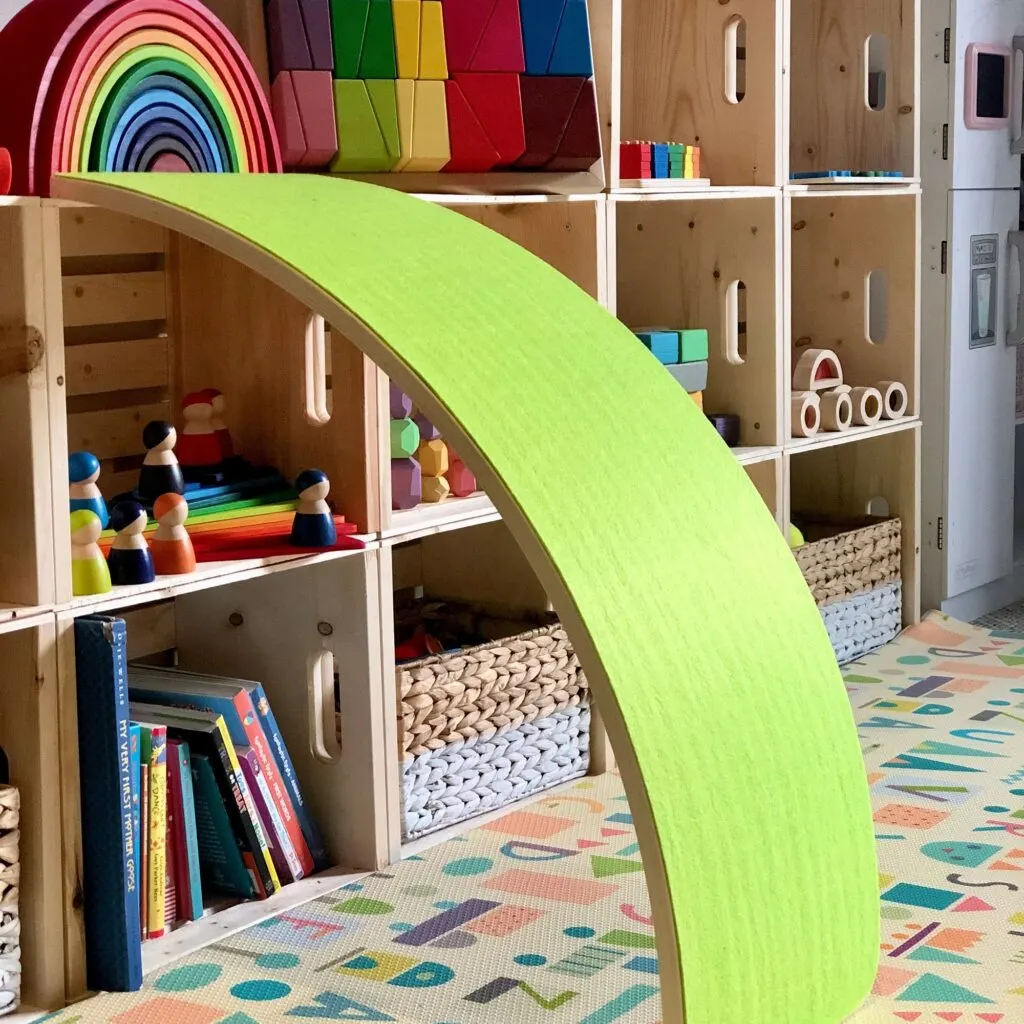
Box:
74, 616, 142, 992
249, 683, 329, 871
129, 724, 141, 917
174, 743, 204, 921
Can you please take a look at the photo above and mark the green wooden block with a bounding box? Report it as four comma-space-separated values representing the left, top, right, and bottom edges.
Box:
360, 0, 397, 78
390, 417, 421, 458
680, 328, 709, 363
366, 79, 401, 162
331, 0, 369, 79
330, 80, 400, 172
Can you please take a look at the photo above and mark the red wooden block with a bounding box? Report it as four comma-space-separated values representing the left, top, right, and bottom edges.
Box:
444, 79, 501, 172
453, 72, 524, 165
447, 458, 477, 497
619, 141, 650, 179
291, 69, 337, 167
515, 75, 585, 168
0, 148, 10, 196
472, 0, 524, 72
271, 71, 307, 167
440, 0, 489, 72
547, 78, 600, 171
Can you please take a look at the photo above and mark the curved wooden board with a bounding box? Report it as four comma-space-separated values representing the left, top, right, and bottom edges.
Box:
52, 172, 879, 1024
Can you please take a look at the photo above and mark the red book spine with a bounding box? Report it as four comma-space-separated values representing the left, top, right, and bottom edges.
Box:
166, 747, 192, 920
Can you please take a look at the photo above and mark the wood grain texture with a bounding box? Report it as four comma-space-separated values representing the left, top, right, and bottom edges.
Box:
52, 172, 880, 1024
61, 271, 166, 328
64, 337, 169, 396
789, 0, 916, 176
66, 401, 170, 461
57, 208, 164, 258
620, 0, 779, 186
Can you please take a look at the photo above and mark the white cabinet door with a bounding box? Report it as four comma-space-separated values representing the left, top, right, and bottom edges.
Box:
944, 188, 1019, 598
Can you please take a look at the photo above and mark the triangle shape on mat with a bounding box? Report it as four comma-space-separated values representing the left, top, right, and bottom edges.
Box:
590, 855, 645, 879
1008, 848, 1024, 858
998, 654, 1024, 665
897, 973, 994, 1003
953, 896, 995, 912
576, 839, 605, 849
914, 740, 1006, 758
935, 1014, 962, 1022
220, 1016, 262, 1024
883, 754, 981, 773
601, 827, 629, 837
1009, 986, 1024, 995
989, 859, 1022, 871
906, 946, 979, 965
977, 1015, 1004, 1022
894, 1014, 921, 1022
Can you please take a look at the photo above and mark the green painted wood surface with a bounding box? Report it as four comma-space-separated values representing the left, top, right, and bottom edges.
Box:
60, 172, 878, 1023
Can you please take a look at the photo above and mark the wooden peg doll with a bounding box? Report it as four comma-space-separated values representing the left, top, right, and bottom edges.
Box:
69, 451, 108, 528
175, 392, 222, 468
150, 493, 196, 575
138, 421, 185, 502
289, 469, 337, 548
70, 510, 111, 596
107, 501, 155, 586
205, 388, 234, 460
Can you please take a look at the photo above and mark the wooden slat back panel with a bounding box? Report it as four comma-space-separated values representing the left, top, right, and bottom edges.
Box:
59, 209, 171, 500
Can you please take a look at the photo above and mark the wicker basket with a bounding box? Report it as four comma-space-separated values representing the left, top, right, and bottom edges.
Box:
792, 514, 901, 605
820, 582, 902, 664
396, 601, 590, 839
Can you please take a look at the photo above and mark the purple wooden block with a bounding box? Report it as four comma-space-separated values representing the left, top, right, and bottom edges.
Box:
413, 412, 441, 441
302, 0, 335, 71
390, 381, 413, 419
267, 0, 313, 77
392, 457, 422, 510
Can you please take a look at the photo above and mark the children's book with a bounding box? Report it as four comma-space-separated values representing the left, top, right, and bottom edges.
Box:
127, 665, 327, 871
129, 702, 279, 898
168, 740, 203, 920
129, 724, 142, 921
140, 764, 149, 936
73, 615, 142, 992
190, 753, 258, 898
238, 746, 302, 882
136, 724, 168, 939
129, 666, 313, 877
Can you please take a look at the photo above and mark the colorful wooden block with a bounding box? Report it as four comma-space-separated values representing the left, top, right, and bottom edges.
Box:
330, 79, 400, 171
392, 0, 421, 77
519, 0, 561, 74
516, 75, 583, 167
635, 330, 679, 365
391, 417, 421, 457
544, 77, 600, 171
331, 0, 369, 77
450, 72, 525, 165
362, 0, 398, 77
421, 474, 452, 503
306, 0, 337, 70
679, 329, 709, 364
271, 70, 307, 166
417, 437, 450, 476
390, 381, 413, 418
420, 1, 448, 78
392, 457, 422, 509
620, 142, 650, 179
267, 0, 313, 73
691, 390, 704, 411
444, 79, 502, 171
413, 412, 441, 440
447, 458, 477, 497
442, 0, 525, 73
547, 0, 593, 76
292, 70, 339, 166
667, 360, 708, 394
396, 79, 450, 171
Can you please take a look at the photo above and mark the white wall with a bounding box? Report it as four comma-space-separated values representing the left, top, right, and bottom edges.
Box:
0, 0, 30, 31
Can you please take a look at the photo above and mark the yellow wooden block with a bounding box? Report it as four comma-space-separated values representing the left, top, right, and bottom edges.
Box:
691, 390, 703, 411
421, 474, 451, 503
684, 149, 695, 178
404, 80, 449, 172
419, 1, 448, 79
392, 0, 421, 79
418, 437, 449, 476
394, 78, 415, 171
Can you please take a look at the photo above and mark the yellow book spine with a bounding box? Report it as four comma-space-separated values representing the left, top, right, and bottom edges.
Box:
147, 735, 167, 938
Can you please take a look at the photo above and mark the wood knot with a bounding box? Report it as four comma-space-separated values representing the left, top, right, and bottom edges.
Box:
0, 323, 44, 378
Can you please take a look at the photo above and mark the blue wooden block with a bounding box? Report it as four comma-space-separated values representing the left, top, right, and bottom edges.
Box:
636, 330, 679, 365
547, 0, 593, 76
520, 0, 562, 75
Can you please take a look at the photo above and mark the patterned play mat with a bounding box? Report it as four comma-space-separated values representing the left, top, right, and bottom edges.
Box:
43, 613, 1024, 1023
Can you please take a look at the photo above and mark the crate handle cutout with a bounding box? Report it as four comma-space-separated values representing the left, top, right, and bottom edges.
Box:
866, 496, 890, 517
724, 16, 747, 105
304, 312, 330, 425
865, 34, 888, 111
1012, 39, 1024, 152
307, 648, 341, 764
865, 270, 889, 344
722, 280, 747, 364
1007, 232, 1024, 346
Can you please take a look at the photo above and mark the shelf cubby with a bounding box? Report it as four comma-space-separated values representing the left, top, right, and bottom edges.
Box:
788, 192, 919, 425
617, 0, 783, 187
743, 455, 785, 532
613, 193, 783, 450
789, 0, 918, 181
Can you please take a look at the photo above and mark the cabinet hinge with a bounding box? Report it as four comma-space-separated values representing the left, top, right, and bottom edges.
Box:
943, 28, 950, 64
937, 516, 944, 552
940, 241, 947, 274
942, 124, 949, 160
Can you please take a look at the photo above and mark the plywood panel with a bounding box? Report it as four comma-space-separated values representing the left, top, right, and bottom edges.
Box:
65, 337, 169, 396
67, 401, 170, 461
58, 208, 164, 258
62, 271, 167, 328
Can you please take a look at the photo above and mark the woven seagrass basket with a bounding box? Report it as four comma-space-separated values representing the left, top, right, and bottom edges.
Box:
396, 600, 590, 839
792, 514, 901, 606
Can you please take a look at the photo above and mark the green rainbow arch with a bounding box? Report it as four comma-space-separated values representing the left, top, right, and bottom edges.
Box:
52, 172, 878, 1024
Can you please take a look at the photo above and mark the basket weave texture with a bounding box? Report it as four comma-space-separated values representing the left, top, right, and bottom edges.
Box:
399, 622, 589, 758
793, 515, 901, 605
820, 582, 902, 664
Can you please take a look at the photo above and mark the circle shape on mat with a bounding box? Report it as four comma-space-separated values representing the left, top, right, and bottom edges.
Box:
897, 655, 929, 665
1012, 788, 1024, 797
433, 901, 459, 910
1012, 687, 1024, 693
988, 700, 1011, 706
390, 923, 415, 933
155, 963, 222, 991
514, 954, 547, 967
564, 926, 596, 938
230, 979, 292, 1001
402, 885, 438, 897
984, 805, 1009, 814
255, 953, 300, 969
336, 897, 394, 915
442, 857, 494, 877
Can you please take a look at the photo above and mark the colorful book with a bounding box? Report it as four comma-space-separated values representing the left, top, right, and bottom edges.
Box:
140, 764, 149, 936
72, 615, 142, 992
129, 724, 142, 922
129, 702, 280, 898
238, 746, 302, 882
137, 724, 168, 939
129, 667, 313, 877
127, 665, 327, 871
190, 753, 258, 898
168, 740, 203, 920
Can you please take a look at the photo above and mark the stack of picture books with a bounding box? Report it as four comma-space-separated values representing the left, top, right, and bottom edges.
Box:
74, 614, 328, 992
